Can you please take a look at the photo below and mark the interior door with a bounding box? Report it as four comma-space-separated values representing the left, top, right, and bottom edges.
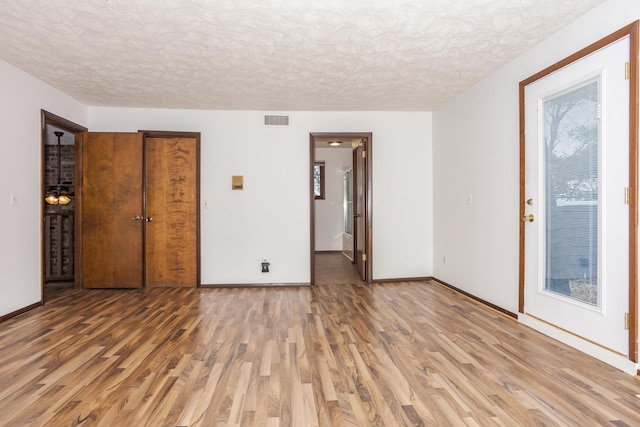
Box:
353, 141, 367, 281
80, 132, 143, 288
144, 136, 198, 287
522, 37, 631, 356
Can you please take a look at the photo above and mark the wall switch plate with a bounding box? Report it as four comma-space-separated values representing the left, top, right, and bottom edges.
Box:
9, 193, 17, 206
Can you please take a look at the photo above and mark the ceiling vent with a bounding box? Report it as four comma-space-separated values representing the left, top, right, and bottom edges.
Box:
264, 115, 289, 126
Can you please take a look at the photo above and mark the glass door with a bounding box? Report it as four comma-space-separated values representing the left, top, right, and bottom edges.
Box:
522, 37, 630, 357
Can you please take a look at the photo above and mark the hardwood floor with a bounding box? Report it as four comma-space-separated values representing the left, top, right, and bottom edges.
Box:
314, 252, 362, 285
44, 281, 74, 301
1, 280, 640, 425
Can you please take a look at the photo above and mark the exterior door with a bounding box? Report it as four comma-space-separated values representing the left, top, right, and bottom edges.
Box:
144, 136, 198, 287
521, 36, 631, 357
80, 132, 144, 288
354, 141, 367, 281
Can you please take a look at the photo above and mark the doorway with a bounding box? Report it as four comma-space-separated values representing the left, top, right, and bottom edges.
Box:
41, 111, 87, 302
310, 133, 372, 285
519, 22, 638, 366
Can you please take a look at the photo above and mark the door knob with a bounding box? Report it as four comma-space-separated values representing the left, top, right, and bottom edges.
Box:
145, 217, 153, 222
132, 215, 142, 221
522, 214, 534, 222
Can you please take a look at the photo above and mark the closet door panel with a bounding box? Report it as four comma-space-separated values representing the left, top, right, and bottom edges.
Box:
81, 132, 143, 288
144, 137, 198, 287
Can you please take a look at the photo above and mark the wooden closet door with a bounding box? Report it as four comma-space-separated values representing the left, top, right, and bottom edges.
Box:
144, 137, 198, 287
80, 132, 143, 288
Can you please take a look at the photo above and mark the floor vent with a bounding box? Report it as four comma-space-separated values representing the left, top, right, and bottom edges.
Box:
264, 115, 289, 126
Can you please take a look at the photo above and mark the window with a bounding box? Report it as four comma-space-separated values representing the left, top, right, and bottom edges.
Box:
543, 79, 600, 306
314, 161, 325, 200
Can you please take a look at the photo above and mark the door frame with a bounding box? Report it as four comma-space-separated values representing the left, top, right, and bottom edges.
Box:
41, 110, 87, 299
518, 21, 639, 362
310, 132, 373, 285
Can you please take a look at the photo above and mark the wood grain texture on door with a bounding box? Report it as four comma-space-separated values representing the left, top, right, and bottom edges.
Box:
80, 132, 144, 288
144, 137, 198, 287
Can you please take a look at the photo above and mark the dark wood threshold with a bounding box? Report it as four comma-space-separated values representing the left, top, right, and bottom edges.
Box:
431, 277, 518, 319
373, 276, 434, 284
0, 301, 42, 324
201, 282, 311, 288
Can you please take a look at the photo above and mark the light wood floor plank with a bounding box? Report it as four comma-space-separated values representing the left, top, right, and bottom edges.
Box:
3, 267, 640, 425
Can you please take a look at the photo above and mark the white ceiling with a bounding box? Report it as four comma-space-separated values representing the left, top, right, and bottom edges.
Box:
0, 0, 604, 111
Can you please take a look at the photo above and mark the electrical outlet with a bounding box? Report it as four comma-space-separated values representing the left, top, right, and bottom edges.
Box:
261, 261, 270, 273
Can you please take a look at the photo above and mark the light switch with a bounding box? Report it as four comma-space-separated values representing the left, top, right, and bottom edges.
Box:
9, 193, 17, 206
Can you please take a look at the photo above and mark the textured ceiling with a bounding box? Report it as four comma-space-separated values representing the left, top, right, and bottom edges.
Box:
0, 0, 604, 111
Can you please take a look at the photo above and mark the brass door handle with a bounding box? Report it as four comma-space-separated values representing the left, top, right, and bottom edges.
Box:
132, 215, 142, 221
522, 214, 534, 223
145, 217, 153, 222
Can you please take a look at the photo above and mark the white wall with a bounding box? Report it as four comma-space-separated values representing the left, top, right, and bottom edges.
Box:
0, 59, 87, 317
433, 0, 638, 314
314, 147, 352, 251
88, 109, 433, 283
